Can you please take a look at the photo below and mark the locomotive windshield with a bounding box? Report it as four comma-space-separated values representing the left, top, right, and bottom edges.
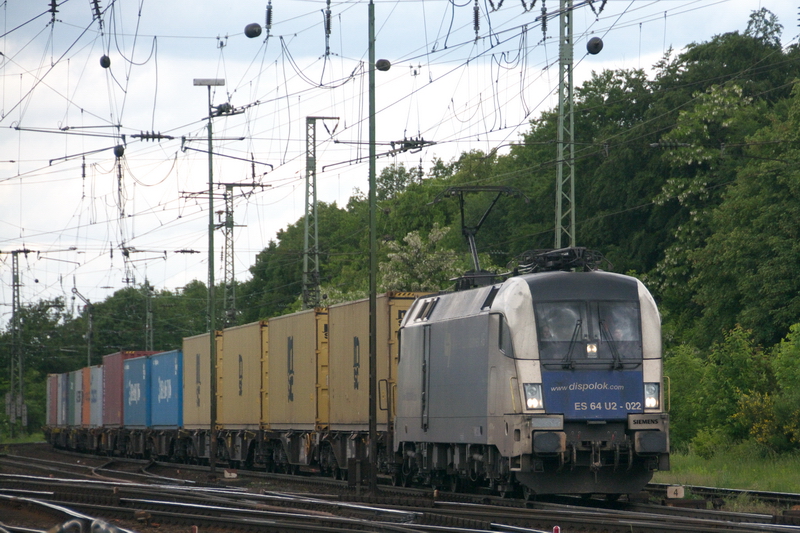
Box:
534, 301, 642, 365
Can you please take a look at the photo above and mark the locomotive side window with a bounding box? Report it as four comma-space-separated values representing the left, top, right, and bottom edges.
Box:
498, 314, 514, 357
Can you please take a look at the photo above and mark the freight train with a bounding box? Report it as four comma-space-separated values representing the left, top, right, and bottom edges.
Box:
44, 248, 669, 497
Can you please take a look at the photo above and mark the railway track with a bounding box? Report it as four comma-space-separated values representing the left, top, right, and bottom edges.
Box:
3, 446, 800, 532
648, 482, 800, 508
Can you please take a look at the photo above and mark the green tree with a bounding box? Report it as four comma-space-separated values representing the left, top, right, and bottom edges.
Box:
768, 324, 800, 449
377, 163, 423, 201
653, 84, 768, 346
744, 7, 783, 48
663, 345, 706, 450
695, 327, 773, 447
239, 200, 370, 320
688, 85, 800, 348
379, 223, 463, 291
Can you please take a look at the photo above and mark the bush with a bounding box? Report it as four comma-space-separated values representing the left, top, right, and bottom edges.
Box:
690, 427, 731, 459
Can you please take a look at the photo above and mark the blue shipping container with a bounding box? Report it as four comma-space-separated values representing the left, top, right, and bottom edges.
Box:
124, 356, 151, 428
150, 350, 183, 429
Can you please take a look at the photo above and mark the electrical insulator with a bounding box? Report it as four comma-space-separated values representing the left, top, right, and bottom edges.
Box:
474, 0, 480, 38
91, 0, 101, 21
266, 1, 273, 33
325, 0, 332, 36
541, 0, 547, 36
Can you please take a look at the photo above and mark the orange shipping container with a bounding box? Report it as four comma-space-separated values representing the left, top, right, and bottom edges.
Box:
182, 331, 222, 429
218, 321, 267, 430
328, 293, 421, 431
267, 309, 328, 431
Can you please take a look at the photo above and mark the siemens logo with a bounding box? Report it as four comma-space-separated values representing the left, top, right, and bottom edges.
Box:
632, 419, 660, 425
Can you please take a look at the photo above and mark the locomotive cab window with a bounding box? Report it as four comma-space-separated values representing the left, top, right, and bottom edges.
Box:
534, 301, 642, 365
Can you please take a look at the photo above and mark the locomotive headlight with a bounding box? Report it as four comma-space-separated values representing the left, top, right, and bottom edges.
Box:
586, 343, 598, 357
524, 383, 544, 410
644, 383, 660, 409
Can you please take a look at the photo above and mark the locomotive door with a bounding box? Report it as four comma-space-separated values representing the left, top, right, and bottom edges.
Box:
421, 324, 431, 431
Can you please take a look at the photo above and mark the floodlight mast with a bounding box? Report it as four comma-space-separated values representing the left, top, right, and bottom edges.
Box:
194, 77, 225, 479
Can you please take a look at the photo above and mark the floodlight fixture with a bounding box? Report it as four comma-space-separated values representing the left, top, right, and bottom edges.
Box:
193, 78, 225, 86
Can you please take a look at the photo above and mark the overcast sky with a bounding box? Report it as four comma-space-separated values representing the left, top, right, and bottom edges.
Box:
0, 0, 796, 326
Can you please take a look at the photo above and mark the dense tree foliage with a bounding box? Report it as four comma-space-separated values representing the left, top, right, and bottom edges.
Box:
4, 9, 800, 452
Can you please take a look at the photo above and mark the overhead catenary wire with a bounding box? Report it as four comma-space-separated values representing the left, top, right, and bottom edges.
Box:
0, 0, 792, 323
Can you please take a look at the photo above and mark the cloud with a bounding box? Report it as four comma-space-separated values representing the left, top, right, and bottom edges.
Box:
0, 0, 795, 324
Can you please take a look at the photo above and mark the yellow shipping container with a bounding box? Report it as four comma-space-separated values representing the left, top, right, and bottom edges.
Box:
218, 321, 266, 429
182, 331, 222, 429
267, 309, 328, 431
328, 292, 421, 431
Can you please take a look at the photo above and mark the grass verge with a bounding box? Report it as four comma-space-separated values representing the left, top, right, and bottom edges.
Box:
0, 432, 45, 445
653, 447, 800, 493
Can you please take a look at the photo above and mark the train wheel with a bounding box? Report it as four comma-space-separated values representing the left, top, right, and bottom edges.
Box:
522, 485, 535, 501
448, 475, 461, 493
391, 472, 408, 487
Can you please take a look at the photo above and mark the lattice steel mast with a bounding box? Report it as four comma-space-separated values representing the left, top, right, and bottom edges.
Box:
303, 116, 337, 309
555, 0, 575, 248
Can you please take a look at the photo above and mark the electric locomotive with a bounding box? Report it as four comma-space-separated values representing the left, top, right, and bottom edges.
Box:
394, 248, 669, 496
